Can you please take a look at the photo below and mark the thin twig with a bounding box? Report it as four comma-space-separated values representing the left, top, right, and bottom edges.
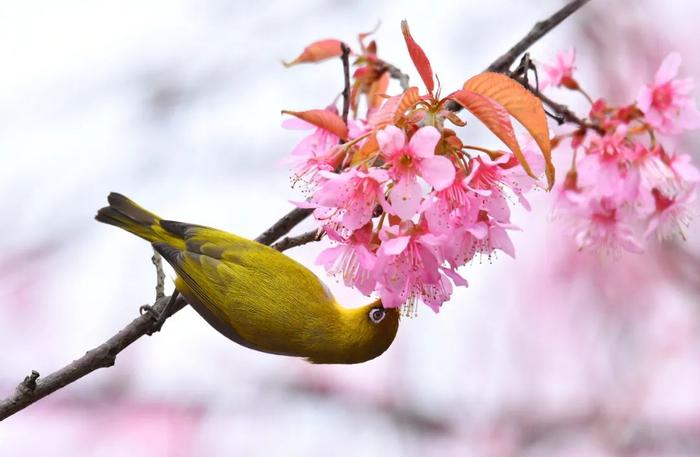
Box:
0, 295, 187, 421
0, 2, 591, 421
271, 229, 323, 252
444, 0, 592, 113
381, 60, 410, 91
519, 78, 602, 132
340, 43, 351, 128
254, 207, 314, 246
488, 0, 591, 73
151, 250, 165, 300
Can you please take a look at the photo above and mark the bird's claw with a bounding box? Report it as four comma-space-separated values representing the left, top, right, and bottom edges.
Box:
139, 304, 165, 334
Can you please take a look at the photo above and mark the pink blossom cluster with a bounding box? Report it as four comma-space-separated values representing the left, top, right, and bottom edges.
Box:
545, 51, 700, 253
286, 112, 539, 313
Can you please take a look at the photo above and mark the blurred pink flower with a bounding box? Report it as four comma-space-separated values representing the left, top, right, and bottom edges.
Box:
573, 198, 643, 255
637, 52, 700, 134
541, 48, 577, 89
645, 187, 695, 240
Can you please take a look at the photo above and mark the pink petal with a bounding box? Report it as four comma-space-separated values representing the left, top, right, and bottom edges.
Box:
291, 199, 317, 209
315, 245, 344, 267
408, 126, 441, 158
378, 287, 403, 309
388, 177, 423, 219
655, 52, 681, 85
636, 86, 653, 113
382, 235, 411, 255
418, 155, 456, 190
354, 244, 377, 269
282, 117, 313, 130
441, 267, 468, 287
680, 104, 700, 130
485, 194, 511, 223
313, 179, 349, 207
672, 155, 700, 182
467, 222, 489, 239
490, 226, 516, 258
365, 167, 390, 182
376, 125, 406, 158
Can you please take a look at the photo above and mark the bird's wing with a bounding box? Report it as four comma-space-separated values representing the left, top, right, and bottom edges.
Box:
151, 220, 338, 355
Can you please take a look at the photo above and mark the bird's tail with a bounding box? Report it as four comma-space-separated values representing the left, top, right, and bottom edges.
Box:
95, 193, 178, 246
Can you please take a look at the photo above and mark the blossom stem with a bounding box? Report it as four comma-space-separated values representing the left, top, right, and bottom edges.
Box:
463, 144, 496, 155
577, 87, 595, 105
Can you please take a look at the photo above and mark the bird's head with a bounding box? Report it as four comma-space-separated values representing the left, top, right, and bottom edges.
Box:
310, 299, 400, 364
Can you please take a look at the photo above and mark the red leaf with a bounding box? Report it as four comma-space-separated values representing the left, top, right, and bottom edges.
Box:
463, 72, 554, 189
394, 86, 422, 122
352, 133, 379, 166
281, 109, 348, 140
283, 39, 345, 67
448, 89, 531, 176
400, 20, 434, 93
367, 86, 424, 129
367, 72, 391, 110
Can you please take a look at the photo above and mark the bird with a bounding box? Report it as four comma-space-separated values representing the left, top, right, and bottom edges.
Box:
95, 193, 399, 364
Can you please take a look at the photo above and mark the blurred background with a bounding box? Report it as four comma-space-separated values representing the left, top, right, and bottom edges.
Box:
1, 1, 700, 455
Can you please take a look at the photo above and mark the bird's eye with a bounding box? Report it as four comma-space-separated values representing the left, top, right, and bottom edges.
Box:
369, 307, 385, 324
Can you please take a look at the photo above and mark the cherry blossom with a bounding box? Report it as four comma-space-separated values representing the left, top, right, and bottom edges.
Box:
540, 48, 577, 89
308, 168, 389, 232
377, 125, 455, 219
637, 52, 700, 134
284, 33, 699, 311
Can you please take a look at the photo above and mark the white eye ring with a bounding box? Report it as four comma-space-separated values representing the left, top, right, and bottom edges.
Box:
369, 307, 385, 324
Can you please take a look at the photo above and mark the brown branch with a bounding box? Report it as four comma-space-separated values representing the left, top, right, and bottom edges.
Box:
514, 75, 602, 132
443, 0, 592, 112
340, 43, 351, 128
381, 60, 410, 91
0, 294, 188, 421
488, 0, 591, 73
0, 219, 313, 421
271, 229, 323, 252
0, 2, 592, 421
151, 250, 165, 300
254, 207, 313, 246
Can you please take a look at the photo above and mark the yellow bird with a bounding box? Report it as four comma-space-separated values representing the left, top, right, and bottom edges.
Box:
96, 193, 399, 364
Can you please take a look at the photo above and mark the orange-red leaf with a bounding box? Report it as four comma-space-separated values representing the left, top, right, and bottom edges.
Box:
367, 86, 423, 129
367, 71, 391, 110
400, 20, 434, 93
282, 109, 348, 140
283, 39, 345, 67
352, 133, 379, 166
393, 86, 422, 123
463, 72, 554, 189
448, 89, 531, 177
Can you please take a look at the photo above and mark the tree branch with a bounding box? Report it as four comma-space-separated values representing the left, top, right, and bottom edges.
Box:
254, 207, 314, 246
488, 0, 591, 73
340, 43, 351, 128
0, 219, 314, 422
514, 75, 602, 132
443, 0, 591, 112
271, 229, 323, 252
0, 294, 187, 421
0, 2, 591, 421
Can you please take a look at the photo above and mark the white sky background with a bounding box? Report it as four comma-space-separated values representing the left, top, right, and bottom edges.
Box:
1, 1, 700, 456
